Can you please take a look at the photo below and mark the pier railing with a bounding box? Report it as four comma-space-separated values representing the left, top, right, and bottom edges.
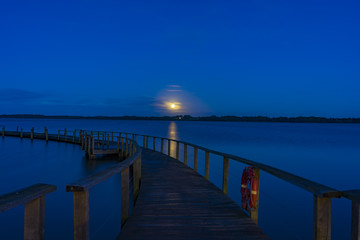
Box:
77, 129, 356, 240
0, 184, 56, 240
1, 127, 141, 240
66, 138, 141, 240
2, 126, 359, 240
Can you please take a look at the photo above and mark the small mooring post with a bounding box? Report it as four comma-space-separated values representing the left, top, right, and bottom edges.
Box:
45, 127, 49, 142
31, 127, 34, 141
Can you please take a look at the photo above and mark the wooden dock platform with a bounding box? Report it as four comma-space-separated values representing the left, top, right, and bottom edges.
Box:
118, 149, 268, 240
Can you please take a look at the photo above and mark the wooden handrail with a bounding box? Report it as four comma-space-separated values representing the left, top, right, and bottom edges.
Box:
0, 183, 56, 212
0, 183, 56, 240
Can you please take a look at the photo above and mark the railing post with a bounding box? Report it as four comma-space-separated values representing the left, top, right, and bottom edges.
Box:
184, 144, 187, 165
117, 137, 120, 152
125, 139, 129, 156
31, 127, 34, 140
45, 128, 48, 142
24, 196, 45, 240
205, 151, 210, 180
64, 128, 67, 141
153, 137, 156, 151
73, 191, 90, 240
161, 138, 164, 153
121, 167, 130, 226
194, 147, 198, 171
21, 128, 23, 139
351, 200, 360, 240
79, 130, 82, 144
143, 136, 145, 148
168, 140, 171, 156
250, 168, 261, 224
121, 137, 124, 156
133, 155, 141, 202
222, 157, 229, 194
314, 196, 331, 240
146, 136, 149, 149
176, 142, 179, 160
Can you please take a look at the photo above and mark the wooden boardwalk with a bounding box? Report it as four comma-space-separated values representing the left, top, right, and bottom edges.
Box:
119, 149, 268, 240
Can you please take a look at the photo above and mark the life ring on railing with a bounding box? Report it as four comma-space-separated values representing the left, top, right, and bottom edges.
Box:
240, 166, 258, 210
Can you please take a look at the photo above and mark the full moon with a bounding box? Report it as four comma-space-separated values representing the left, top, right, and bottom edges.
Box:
171, 104, 176, 109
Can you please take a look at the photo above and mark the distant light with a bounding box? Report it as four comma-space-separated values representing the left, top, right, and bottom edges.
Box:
171, 104, 176, 109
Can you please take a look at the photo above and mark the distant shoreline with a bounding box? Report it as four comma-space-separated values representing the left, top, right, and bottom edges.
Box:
0, 114, 359, 123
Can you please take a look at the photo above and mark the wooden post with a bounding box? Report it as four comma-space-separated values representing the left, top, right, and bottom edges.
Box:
125, 139, 129, 156
2, 126, 4, 137
24, 196, 45, 240
107, 134, 110, 148
143, 136, 145, 148
314, 196, 331, 240
121, 138, 124, 156
161, 138, 164, 153
205, 151, 210, 180
222, 157, 229, 194
73, 191, 89, 240
102, 133, 105, 146
133, 156, 141, 202
121, 167, 129, 227
64, 128, 67, 141
31, 127, 34, 140
351, 200, 360, 240
146, 136, 149, 149
117, 137, 120, 152
45, 129, 48, 142
250, 168, 261, 224
79, 130, 82, 144
176, 142, 180, 160
168, 140, 171, 156
153, 137, 156, 151
194, 147, 198, 171
21, 128, 23, 139
84, 136, 88, 152
184, 144, 187, 165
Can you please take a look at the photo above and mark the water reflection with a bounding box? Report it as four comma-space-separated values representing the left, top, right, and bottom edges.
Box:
167, 122, 178, 157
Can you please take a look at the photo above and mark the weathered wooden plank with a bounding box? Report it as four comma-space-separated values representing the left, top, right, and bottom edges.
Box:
0, 184, 56, 212
119, 149, 268, 240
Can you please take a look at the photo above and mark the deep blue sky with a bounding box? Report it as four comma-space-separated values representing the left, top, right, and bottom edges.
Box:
1, 0, 359, 117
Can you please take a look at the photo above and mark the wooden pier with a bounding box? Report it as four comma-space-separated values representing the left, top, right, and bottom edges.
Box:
118, 149, 267, 239
1, 126, 360, 240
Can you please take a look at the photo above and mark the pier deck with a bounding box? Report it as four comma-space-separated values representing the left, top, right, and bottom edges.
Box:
119, 149, 268, 240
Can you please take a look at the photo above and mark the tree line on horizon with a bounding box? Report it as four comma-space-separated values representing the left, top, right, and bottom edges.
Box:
0, 114, 359, 123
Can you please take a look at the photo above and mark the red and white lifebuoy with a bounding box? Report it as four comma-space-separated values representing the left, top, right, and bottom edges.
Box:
240, 166, 258, 210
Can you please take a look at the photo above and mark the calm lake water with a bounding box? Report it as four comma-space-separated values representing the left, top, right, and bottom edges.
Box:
0, 118, 359, 239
